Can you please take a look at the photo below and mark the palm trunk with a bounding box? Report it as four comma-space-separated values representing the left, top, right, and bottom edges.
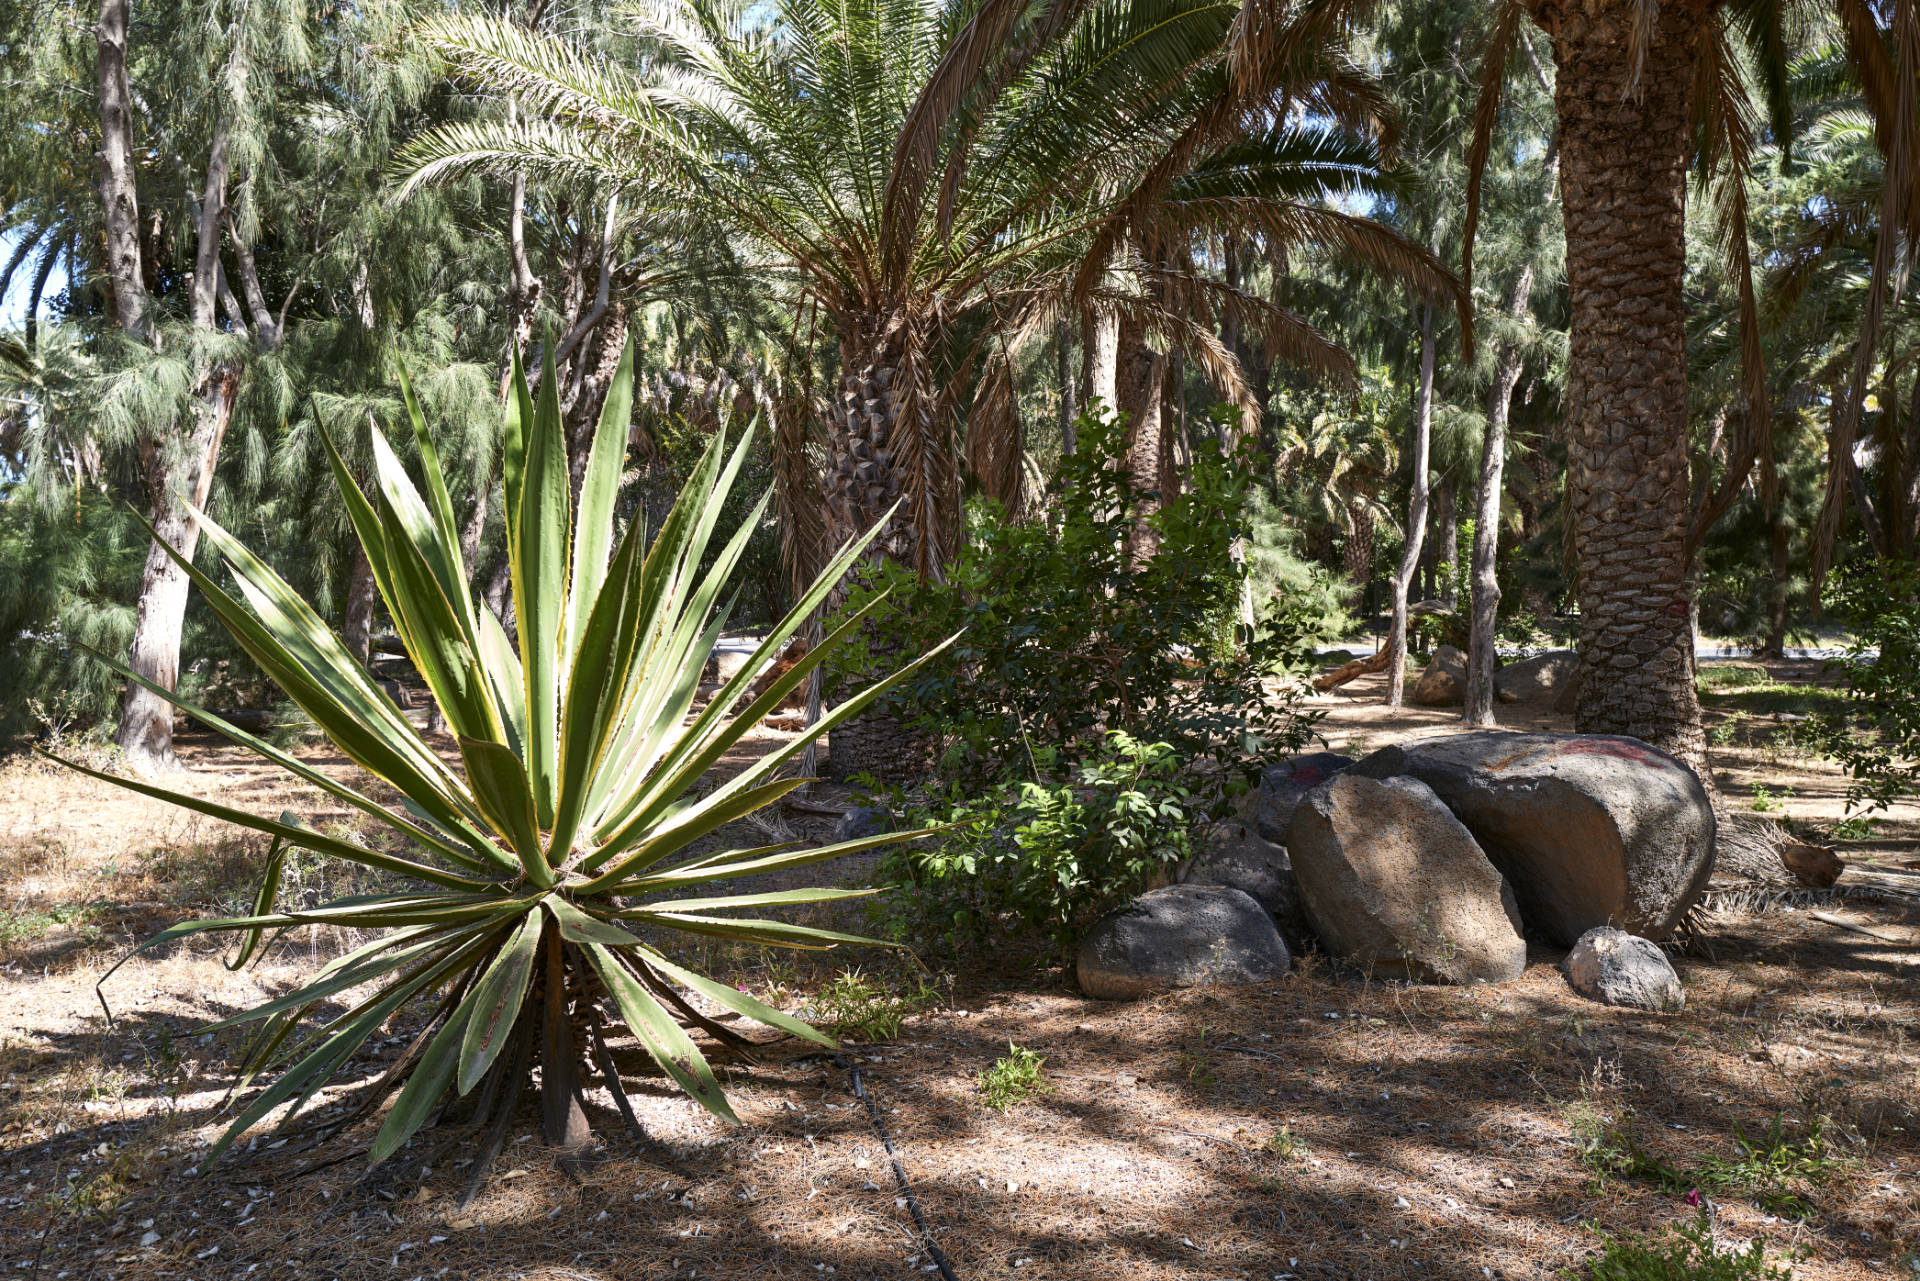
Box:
823, 311, 940, 783
1056, 320, 1078, 458
1385, 304, 1436, 708
1761, 500, 1789, 659
1465, 263, 1534, 726
343, 546, 378, 667
1083, 309, 1118, 414
1546, 0, 1706, 767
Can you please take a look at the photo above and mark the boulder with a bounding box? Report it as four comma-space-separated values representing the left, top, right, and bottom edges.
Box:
1562, 927, 1684, 1012
710, 646, 757, 685
1186, 820, 1309, 946
1285, 773, 1528, 985
1351, 732, 1714, 945
835, 804, 893, 843
1495, 651, 1578, 703
1780, 841, 1844, 888
1250, 752, 1356, 845
1411, 645, 1466, 706
1076, 886, 1291, 1001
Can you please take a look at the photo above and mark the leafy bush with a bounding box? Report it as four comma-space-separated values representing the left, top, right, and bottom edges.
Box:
57, 345, 936, 1176
869, 731, 1202, 950
1572, 1213, 1792, 1280
1815, 559, 1920, 813
806, 968, 939, 1042
829, 409, 1319, 803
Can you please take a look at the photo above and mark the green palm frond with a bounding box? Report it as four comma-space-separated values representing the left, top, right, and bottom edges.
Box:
65, 344, 946, 1175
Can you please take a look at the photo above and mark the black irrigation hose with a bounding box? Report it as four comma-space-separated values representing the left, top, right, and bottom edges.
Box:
836, 1053, 961, 1281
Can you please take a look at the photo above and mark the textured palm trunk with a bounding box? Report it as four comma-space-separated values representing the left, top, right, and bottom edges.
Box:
1465, 263, 1534, 726
823, 311, 939, 783
1343, 501, 1375, 593
1385, 304, 1436, 708
1083, 310, 1118, 413
1055, 320, 1078, 457
1116, 316, 1166, 558
343, 547, 378, 667
1543, 0, 1706, 767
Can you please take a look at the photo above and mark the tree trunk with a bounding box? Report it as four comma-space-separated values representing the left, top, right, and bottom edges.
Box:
116, 369, 239, 768
1116, 316, 1165, 557
1543, 0, 1706, 768
1431, 476, 1458, 608
95, 0, 151, 344
1344, 500, 1375, 595
1083, 309, 1118, 414
1761, 498, 1789, 659
823, 311, 940, 783
343, 546, 377, 667
1056, 320, 1078, 458
1385, 304, 1436, 707
1465, 263, 1534, 727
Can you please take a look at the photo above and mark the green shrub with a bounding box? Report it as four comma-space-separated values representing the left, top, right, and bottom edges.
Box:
807, 968, 938, 1042
829, 409, 1319, 807
1813, 559, 1920, 814
870, 731, 1201, 950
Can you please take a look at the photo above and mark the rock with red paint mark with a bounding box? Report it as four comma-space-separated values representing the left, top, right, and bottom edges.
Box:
1250, 752, 1357, 844
1350, 733, 1715, 944
1286, 773, 1528, 984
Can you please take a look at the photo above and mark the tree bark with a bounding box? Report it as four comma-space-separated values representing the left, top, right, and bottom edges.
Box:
1431, 476, 1458, 608
115, 106, 239, 771
1056, 320, 1077, 458
1083, 308, 1118, 413
1541, 0, 1706, 768
1385, 304, 1436, 708
343, 545, 377, 667
95, 0, 152, 344
1761, 498, 1789, 659
1465, 263, 1534, 727
1116, 316, 1166, 557
822, 311, 940, 783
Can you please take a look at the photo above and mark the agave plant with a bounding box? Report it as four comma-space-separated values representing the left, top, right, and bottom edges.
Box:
51, 343, 943, 1174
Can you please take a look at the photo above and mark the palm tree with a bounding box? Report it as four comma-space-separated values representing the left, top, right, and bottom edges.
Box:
404, 0, 1459, 775
1462, 0, 1820, 767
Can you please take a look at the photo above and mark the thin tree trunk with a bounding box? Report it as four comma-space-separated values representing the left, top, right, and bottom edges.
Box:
1117, 316, 1166, 557
1056, 320, 1077, 458
1761, 499, 1789, 659
115, 109, 237, 771
1545, 0, 1707, 768
1466, 263, 1535, 726
1432, 476, 1458, 608
1386, 304, 1436, 708
95, 0, 151, 344
343, 546, 377, 667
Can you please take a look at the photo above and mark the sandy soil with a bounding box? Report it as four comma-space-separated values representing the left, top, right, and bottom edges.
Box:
0, 680, 1914, 1281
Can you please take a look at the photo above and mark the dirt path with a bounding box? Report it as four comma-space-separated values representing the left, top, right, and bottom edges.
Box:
0, 687, 1913, 1280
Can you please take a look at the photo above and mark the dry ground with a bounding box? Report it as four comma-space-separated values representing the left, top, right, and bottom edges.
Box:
0, 673, 1916, 1281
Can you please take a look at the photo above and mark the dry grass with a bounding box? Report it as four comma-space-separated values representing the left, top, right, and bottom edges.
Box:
0, 689, 1913, 1281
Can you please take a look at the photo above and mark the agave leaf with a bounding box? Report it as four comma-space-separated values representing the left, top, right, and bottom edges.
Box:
394, 359, 476, 617
456, 908, 543, 1095
198, 922, 496, 1034
226, 838, 287, 972
512, 346, 571, 828
368, 422, 474, 642
86, 645, 494, 873
633, 945, 837, 1048
39, 751, 489, 891
457, 736, 551, 884
583, 942, 737, 1122
622, 911, 891, 951
625, 886, 884, 914
372, 995, 477, 1164
580, 777, 812, 891
618, 828, 937, 892
565, 333, 636, 660
542, 895, 644, 946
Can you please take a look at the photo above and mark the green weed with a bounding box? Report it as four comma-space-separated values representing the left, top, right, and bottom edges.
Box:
808, 968, 938, 1043
978, 1042, 1052, 1112
1827, 814, 1879, 841
1570, 1212, 1792, 1279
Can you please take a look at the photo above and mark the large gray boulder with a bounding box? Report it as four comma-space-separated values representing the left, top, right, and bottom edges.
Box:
1285, 773, 1528, 985
1076, 886, 1291, 1001
1250, 753, 1356, 845
1411, 645, 1467, 707
1351, 733, 1714, 945
1562, 927, 1684, 1012
1495, 651, 1578, 703
1185, 820, 1309, 947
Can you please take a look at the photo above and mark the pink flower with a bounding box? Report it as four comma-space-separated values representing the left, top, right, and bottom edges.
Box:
1685, 1188, 1702, 1208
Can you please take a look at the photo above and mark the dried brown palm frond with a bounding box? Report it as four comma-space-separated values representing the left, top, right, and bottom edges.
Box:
1460, 0, 1528, 325
966, 348, 1027, 516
